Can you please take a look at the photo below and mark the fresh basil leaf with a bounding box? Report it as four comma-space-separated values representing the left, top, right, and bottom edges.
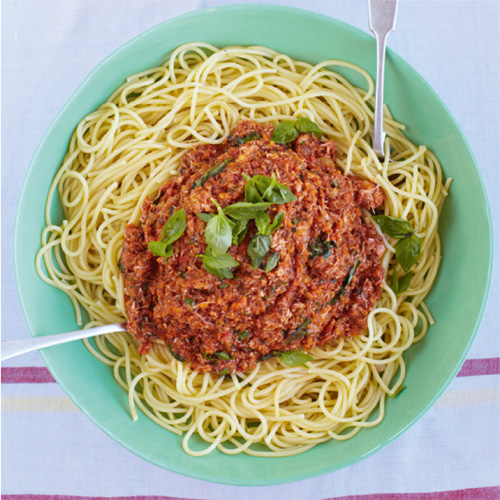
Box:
265, 252, 280, 273
255, 210, 271, 234
246, 174, 297, 205
295, 117, 322, 139
200, 252, 239, 270
397, 271, 413, 294
160, 208, 186, 246
278, 350, 313, 367
192, 158, 231, 188
372, 215, 415, 239
245, 181, 264, 203
148, 240, 173, 259
197, 212, 215, 223
271, 120, 299, 144
164, 245, 174, 259
390, 268, 399, 294
204, 265, 234, 279
395, 234, 421, 272
149, 209, 186, 258
231, 219, 248, 246
148, 240, 168, 257
223, 201, 273, 221
168, 344, 187, 362
264, 211, 284, 235
205, 201, 233, 256
285, 318, 311, 344
247, 233, 271, 268
247, 175, 273, 198
233, 131, 260, 145
266, 176, 297, 205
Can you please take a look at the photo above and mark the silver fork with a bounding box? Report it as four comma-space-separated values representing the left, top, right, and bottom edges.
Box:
1, 323, 127, 361
368, 0, 399, 160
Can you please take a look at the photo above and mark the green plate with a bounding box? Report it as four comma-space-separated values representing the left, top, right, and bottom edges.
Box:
14, 4, 493, 486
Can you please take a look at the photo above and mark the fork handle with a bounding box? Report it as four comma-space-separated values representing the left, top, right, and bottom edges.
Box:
1, 323, 127, 361
372, 32, 389, 155
369, 0, 399, 157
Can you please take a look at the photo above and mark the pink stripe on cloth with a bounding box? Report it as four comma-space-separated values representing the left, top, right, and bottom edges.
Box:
323, 486, 500, 499
1, 367, 55, 383
2, 358, 499, 384
457, 358, 500, 377
1, 486, 499, 500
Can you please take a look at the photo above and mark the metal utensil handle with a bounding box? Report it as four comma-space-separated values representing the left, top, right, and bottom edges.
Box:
368, 0, 399, 156
1, 322, 127, 361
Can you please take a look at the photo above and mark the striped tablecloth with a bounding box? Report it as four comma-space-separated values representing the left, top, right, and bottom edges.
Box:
2, 1, 499, 499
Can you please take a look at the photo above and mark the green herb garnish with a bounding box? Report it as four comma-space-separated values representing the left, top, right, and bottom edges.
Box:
245, 173, 297, 205
215, 351, 232, 361
390, 268, 413, 295
148, 208, 186, 259
265, 252, 280, 273
236, 329, 250, 340
196, 175, 294, 277
247, 233, 271, 269
372, 215, 415, 239
196, 212, 215, 223
197, 249, 239, 279
233, 131, 261, 145
223, 201, 273, 220
263, 212, 284, 236
372, 215, 422, 272
204, 198, 233, 255
168, 344, 187, 362
271, 120, 299, 144
308, 237, 337, 259
295, 117, 323, 139
278, 350, 313, 367
192, 158, 231, 189
231, 219, 248, 246
329, 256, 360, 305
395, 234, 421, 272
271, 117, 322, 144
285, 318, 311, 344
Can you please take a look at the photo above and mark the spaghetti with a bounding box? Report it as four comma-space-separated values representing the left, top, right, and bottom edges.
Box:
36, 43, 450, 457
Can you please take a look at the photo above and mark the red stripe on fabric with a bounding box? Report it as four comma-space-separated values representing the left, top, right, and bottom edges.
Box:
323, 486, 500, 500
457, 358, 500, 377
1, 487, 499, 500
0, 497, 204, 500
1, 367, 55, 383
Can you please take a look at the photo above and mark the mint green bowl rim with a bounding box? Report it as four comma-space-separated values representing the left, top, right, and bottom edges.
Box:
13, 4, 493, 485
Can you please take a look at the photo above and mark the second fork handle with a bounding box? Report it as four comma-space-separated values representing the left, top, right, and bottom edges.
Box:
372, 31, 388, 156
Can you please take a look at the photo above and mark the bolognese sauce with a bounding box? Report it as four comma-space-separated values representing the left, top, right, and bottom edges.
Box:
120, 120, 386, 373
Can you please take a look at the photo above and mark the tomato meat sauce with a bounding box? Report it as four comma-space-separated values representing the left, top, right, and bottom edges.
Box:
121, 121, 386, 373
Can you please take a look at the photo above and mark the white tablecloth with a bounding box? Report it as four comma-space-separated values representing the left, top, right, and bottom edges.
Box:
2, 1, 499, 498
